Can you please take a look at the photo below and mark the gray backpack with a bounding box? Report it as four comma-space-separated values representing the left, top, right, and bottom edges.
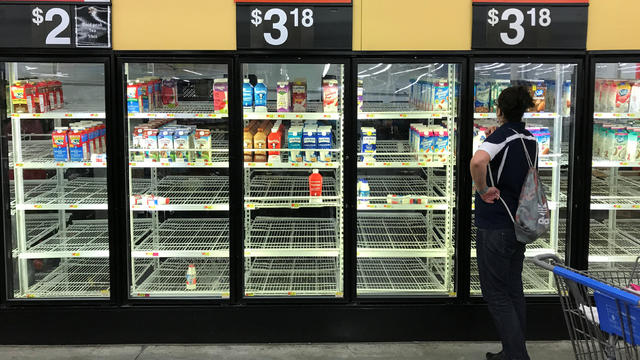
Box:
488, 129, 550, 244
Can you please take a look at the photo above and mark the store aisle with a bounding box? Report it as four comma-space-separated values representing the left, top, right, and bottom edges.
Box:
0, 341, 573, 359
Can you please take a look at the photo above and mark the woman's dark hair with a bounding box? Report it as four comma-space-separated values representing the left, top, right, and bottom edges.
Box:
497, 86, 534, 123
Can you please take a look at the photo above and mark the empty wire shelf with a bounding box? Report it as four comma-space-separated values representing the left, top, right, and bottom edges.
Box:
133, 218, 229, 257
357, 140, 450, 167
132, 175, 229, 211
357, 213, 447, 257
245, 217, 338, 256
17, 258, 110, 298
358, 174, 449, 210
244, 257, 340, 297
357, 258, 448, 295
246, 175, 339, 208
588, 220, 640, 262
470, 260, 555, 295
132, 258, 229, 297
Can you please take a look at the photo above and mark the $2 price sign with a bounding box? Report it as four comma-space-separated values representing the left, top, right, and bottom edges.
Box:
471, 2, 588, 50
31, 6, 71, 45
250, 7, 314, 46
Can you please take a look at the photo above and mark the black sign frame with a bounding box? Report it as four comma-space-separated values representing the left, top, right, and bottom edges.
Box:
236, 3, 352, 51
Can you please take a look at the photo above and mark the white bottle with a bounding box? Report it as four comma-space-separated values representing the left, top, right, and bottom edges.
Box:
186, 263, 197, 290
358, 179, 370, 205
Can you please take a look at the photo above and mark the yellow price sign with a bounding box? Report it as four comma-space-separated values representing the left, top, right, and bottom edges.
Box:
366, 113, 374, 118
246, 204, 255, 209
32, 113, 41, 117
201, 252, 211, 256
33, 205, 42, 209
287, 291, 297, 296
399, 114, 407, 118
72, 252, 80, 257
15, 163, 24, 167
166, 113, 175, 117
204, 205, 213, 210
69, 205, 78, 208
291, 203, 300, 208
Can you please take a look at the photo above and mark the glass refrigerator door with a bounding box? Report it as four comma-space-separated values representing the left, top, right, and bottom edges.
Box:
241, 62, 344, 298
125, 63, 230, 298
471, 62, 576, 295
356, 63, 459, 296
5, 61, 109, 299
590, 62, 640, 270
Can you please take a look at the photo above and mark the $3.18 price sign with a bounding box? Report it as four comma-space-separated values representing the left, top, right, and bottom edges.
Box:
472, 4, 588, 50
236, 4, 352, 50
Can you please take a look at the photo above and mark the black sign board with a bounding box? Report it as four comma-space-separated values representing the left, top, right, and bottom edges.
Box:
0, 4, 111, 48
236, 4, 352, 50
472, 1, 588, 50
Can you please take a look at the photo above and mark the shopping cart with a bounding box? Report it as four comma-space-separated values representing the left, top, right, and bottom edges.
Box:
532, 254, 640, 360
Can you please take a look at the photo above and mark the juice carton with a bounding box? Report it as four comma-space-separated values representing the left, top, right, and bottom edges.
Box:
243, 79, 254, 111
287, 125, 303, 162
562, 80, 572, 116
538, 127, 551, 155
627, 128, 639, 162
316, 125, 333, 162
490, 80, 510, 113
322, 76, 339, 113
292, 79, 307, 112
213, 78, 229, 114
357, 80, 364, 112
69, 127, 89, 162
10, 81, 35, 113
277, 82, 291, 112
127, 82, 143, 113
132, 126, 146, 161
173, 128, 192, 162
434, 129, 449, 162
432, 80, 449, 112
194, 129, 211, 162
268, 120, 283, 162
421, 129, 433, 162
51, 127, 69, 161
254, 79, 268, 112
158, 129, 176, 162
360, 127, 376, 162
36, 81, 49, 113
615, 81, 632, 113
611, 128, 629, 161
302, 125, 318, 162
474, 82, 491, 113
629, 83, 640, 114
162, 79, 178, 107
530, 81, 547, 112
243, 120, 260, 162
143, 128, 159, 162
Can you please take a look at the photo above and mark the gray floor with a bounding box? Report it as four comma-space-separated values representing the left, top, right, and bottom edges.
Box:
0, 342, 574, 359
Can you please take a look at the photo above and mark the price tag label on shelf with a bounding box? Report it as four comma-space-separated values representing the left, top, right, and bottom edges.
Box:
236, 3, 351, 50
72, 252, 80, 257
471, 1, 588, 50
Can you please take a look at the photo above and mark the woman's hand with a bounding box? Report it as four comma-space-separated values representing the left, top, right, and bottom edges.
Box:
479, 187, 500, 204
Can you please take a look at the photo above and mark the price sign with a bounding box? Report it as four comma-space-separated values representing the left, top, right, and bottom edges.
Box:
472, 0, 588, 50
0, 4, 111, 48
236, 4, 352, 50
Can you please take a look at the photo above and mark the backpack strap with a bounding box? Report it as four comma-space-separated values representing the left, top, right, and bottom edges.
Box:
487, 161, 516, 223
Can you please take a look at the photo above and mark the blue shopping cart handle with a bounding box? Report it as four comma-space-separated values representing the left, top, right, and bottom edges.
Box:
553, 266, 640, 307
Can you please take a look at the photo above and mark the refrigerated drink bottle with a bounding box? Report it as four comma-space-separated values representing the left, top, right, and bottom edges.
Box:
243, 79, 254, 112
186, 264, 197, 290
309, 169, 323, 203
358, 178, 370, 205
254, 79, 268, 112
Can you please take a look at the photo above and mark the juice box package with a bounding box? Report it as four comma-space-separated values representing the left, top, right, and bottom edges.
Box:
316, 126, 333, 162
490, 80, 510, 113
47, 80, 58, 110
615, 81, 632, 113
51, 127, 69, 161
194, 129, 211, 162
474, 82, 491, 113
322, 76, 339, 113
213, 79, 229, 114
11, 81, 35, 113
360, 126, 376, 162
162, 79, 178, 107
143, 128, 159, 162
276, 82, 291, 112
629, 83, 640, 114
432, 81, 449, 112
68, 127, 89, 162
292, 79, 307, 112
36, 82, 49, 113
287, 125, 303, 162
611, 128, 629, 161
530, 81, 547, 112
173, 128, 192, 162
302, 125, 318, 162
158, 129, 175, 162
55, 80, 64, 108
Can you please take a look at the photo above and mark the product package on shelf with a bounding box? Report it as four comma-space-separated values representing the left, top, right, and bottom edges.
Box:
213, 78, 228, 114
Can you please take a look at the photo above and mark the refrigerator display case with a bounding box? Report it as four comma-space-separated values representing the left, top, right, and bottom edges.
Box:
3, 60, 110, 299
241, 61, 344, 298
471, 61, 577, 295
355, 62, 459, 296
124, 61, 230, 298
589, 62, 640, 268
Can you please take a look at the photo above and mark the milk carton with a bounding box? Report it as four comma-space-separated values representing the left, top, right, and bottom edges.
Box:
277, 82, 291, 112
173, 128, 192, 162
213, 79, 228, 114
421, 129, 433, 162
69, 127, 89, 162
302, 125, 318, 162
143, 128, 159, 162
432, 81, 449, 112
158, 129, 175, 162
292, 79, 307, 112
322, 76, 339, 113
132, 126, 146, 161
316, 126, 333, 162
360, 127, 376, 162
194, 129, 211, 162
434, 128, 449, 162
611, 128, 629, 161
52, 127, 69, 161
287, 125, 303, 162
